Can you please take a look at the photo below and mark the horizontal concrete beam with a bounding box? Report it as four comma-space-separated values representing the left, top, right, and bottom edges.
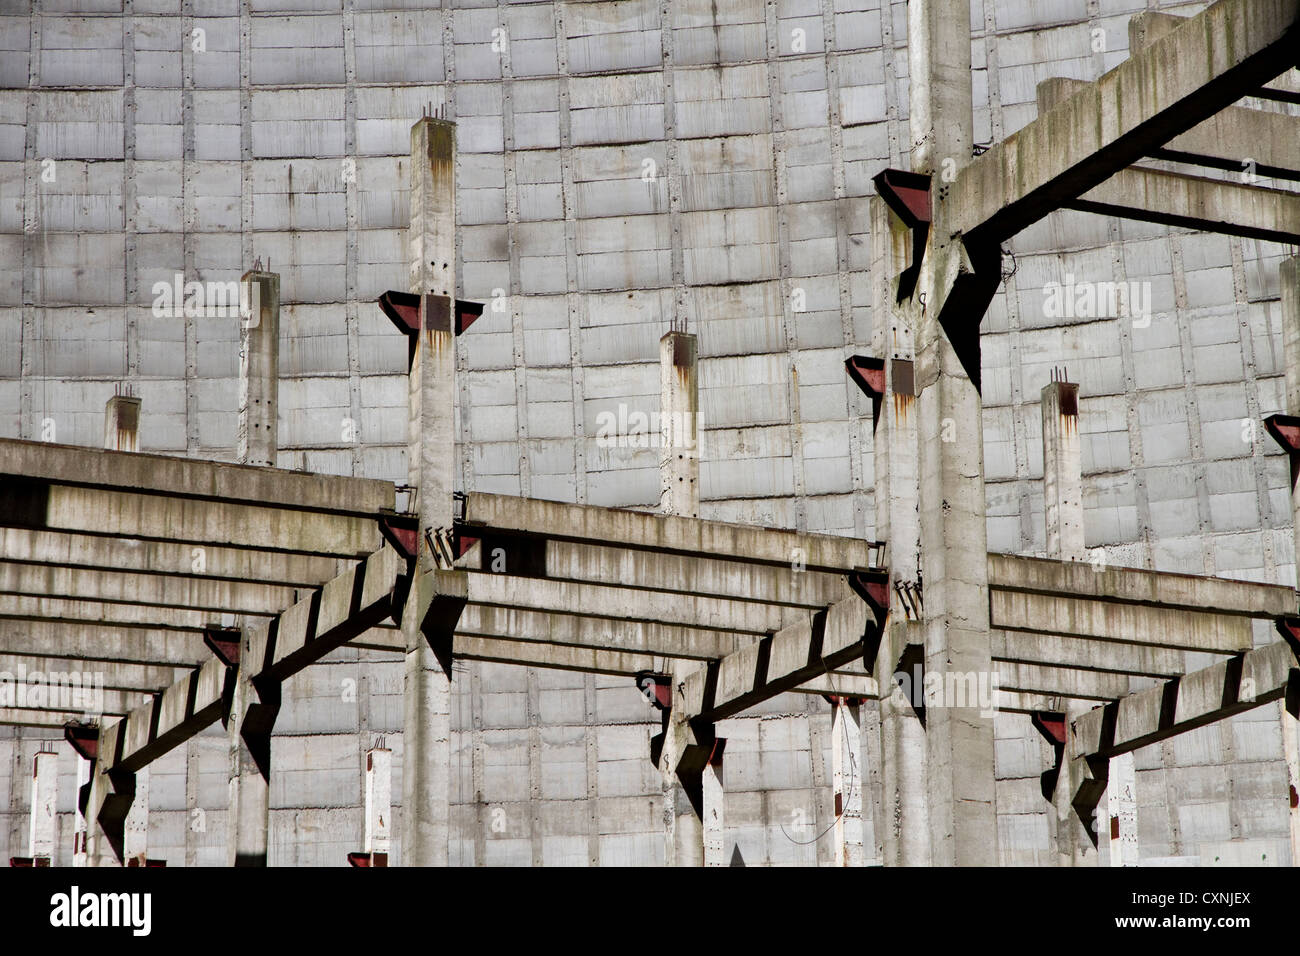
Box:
1037, 76, 1300, 179
0, 596, 214, 630
996, 662, 1133, 702
0, 528, 338, 587
991, 590, 1253, 653
460, 492, 877, 572
0, 439, 394, 517
465, 571, 791, 635
0, 481, 379, 557
0, 620, 205, 666
992, 629, 1184, 679
0, 655, 183, 692
0, 562, 299, 616
1066, 165, 1300, 244
1070, 639, 1299, 760
954, 0, 1300, 243
465, 535, 852, 609
989, 553, 1295, 618
0, 707, 108, 729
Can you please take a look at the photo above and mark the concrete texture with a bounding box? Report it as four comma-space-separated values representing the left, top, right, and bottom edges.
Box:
1, 0, 1299, 867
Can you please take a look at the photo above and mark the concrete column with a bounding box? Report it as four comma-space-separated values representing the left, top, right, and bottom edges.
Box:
227, 620, 279, 867
237, 270, 280, 468
26, 751, 57, 865
73, 755, 89, 867
83, 735, 135, 868
868, 193, 929, 867
910, 0, 998, 866
401, 117, 459, 867
660, 330, 699, 518
1041, 377, 1084, 561
1106, 752, 1138, 867
830, 698, 864, 866
123, 766, 149, 866
1280, 255, 1300, 866
702, 745, 725, 867
661, 707, 704, 867
103, 391, 141, 452
364, 746, 392, 866
1041, 375, 1099, 865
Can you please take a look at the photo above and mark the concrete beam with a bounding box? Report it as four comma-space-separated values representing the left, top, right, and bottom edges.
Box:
988, 553, 1296, 618
464, 535, 851, 610
0, 595, 214, 630
0, 620, 204, 666
0, 438, 394, 516
991, 629, 1183, 679
1037, 75, 1300, 179
0, 561, 298, 616
0, 481, 380, 557
1070, 639, 1300, 761
460, 492, 877, 572
677, 594, 882, 723
465, 571, 792, 636
1065, 165, 1300, 245
0, 528, 338, 587
0, 655, 183, 692
996, 663, 1132, 702
954, 0, 1300, 243
992, 590, 1254, 653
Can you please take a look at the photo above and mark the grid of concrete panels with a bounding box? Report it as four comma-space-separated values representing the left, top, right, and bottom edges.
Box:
0, 0, 1298, 865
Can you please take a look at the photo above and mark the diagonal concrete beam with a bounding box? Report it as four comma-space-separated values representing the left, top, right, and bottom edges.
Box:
1065, 166, 1300, 245
1070, 639, 1300, 762
0, 438, 394, 517
460, 492, 878, 572
954, 0, 1300, 244
1037, 76, 1300, 180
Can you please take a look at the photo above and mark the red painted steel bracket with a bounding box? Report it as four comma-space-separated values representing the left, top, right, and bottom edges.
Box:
872, 168, 932, 302
64, 722, 98, 762
203, 625, 241, 667
377, 290, 483, 336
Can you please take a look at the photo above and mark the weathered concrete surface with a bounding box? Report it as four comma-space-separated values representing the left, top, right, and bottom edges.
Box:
237, 271, 280, 468
955, 0, 1300, 242
659, 331, 698, 517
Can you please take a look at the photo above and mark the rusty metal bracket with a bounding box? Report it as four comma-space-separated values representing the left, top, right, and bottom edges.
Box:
202, 625, 241, 667
872, 168, 931, 302
64, 722, 98, 762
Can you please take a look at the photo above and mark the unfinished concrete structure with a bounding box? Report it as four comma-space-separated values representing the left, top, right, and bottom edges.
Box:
1, 0, 1300, 866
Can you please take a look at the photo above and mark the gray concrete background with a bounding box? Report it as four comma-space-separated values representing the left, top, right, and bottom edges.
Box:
1, 0, 1297, 865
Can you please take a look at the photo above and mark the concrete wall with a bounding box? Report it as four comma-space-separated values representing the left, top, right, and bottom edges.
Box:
1, 0, 1297, 864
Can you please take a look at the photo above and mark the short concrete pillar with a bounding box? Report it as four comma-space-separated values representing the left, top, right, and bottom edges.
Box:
702, 743, 725, 867
72, 755, 90, 867
104, 391, 141, 452
1106, 752, 1138, 866
829, 697, 865, 866
401, 116, 461, 868
227, 621, 279, 867
122, 766, 150, 866
238, 269, 280, 468
365, 746, 392, 865
660, 330, 699, 518
19, 751, 58, 866
82, 731, 135, 868
661, 706, 704, 868
1041, 376, 1084, 561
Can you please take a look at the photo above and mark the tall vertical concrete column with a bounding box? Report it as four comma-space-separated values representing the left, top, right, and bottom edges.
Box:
401, 117, 460, 867
829, 697, 865, 866
1106, 751, 1138, 867
660, 330, 699, 518
227, 620, 279, 867
867, 193, 929, 866
910, 0, 998, 866
1041, 376, 1100, 865
660, 705, 723, 867
1277, 256, 1300, 865
80, 729, 135, 867
104, 390, 141, 452
238, 269, 280, 468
